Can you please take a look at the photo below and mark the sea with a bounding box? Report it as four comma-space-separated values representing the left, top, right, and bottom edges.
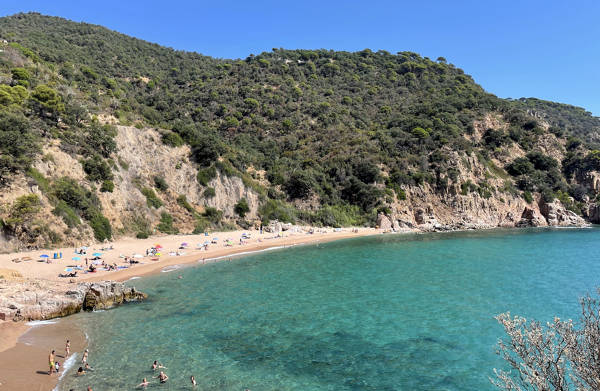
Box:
58, 228, 600, 390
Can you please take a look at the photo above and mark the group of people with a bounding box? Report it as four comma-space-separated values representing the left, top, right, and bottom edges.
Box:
136, 360, 172, 387
48, 340, 94, 390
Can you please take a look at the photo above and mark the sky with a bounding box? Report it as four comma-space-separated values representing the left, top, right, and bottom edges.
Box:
2, 0, 599, 115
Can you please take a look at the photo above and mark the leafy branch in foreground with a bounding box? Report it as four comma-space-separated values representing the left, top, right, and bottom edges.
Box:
493, 289, 600, 390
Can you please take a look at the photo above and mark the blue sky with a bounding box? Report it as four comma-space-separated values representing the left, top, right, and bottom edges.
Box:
2, 0, 599, 115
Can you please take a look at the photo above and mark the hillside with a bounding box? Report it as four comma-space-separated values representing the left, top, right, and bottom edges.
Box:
1, 12, 600, 251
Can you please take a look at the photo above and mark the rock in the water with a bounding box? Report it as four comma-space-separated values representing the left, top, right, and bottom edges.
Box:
516, 207, 547, 227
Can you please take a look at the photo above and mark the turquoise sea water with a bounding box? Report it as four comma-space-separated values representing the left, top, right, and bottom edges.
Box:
59, 228, 600, 390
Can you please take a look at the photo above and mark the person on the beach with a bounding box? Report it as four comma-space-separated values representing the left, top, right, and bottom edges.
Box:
84, 362, 94, 371
137, 377, 150, 388
87, 387, 93, 391
190, 375, 196, 386
65, 339, 70, 356
48, 350, 55, 375
82, 348, 89, 364
154, 371, 168, 383
55, 361, 60, 373
77, 366, 86, 376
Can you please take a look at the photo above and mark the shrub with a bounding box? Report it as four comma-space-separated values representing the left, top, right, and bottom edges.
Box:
52, 200, 81, 227
197, 166, 217, 186
100, 180, 114, 192
234, 198, 250, 218
203, 187, 216, 198
523, 191, 533, 204
176, 195, 195, 213
89, 213, 112, 241
162, 132, 184, 147
203, 207, 223, 224
141, 187, 163, 208
284, 171, 315, 199
157, 212, 178, 234
259, 199, 296, 224
82, 155, 113, 182
136, 231, 149, 239
153, 176, 168, 191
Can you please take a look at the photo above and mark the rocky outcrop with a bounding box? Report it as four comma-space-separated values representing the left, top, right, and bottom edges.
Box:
516, 207, 547, 227
0, 280, 146, 322
539, 200, 588, 227
588, 204, 600, 223
376, 213, 392, 230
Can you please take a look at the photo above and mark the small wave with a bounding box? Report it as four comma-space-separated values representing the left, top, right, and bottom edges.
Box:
59, 353, 78, 379
204, 245, 287, 262
127, 276, 141, 280
26, 319, 58, 326
161, 265, 180, 273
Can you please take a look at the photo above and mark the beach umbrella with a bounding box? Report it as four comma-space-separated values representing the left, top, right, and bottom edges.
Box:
155, 244, 162, 248
72, 256, 81, 261
181, 242, 189, 247
40, 254, 49, 258
81, 246, 88, 249
133, 254, 143, 258
92, 252, 102, 257
204, 241, 210, 245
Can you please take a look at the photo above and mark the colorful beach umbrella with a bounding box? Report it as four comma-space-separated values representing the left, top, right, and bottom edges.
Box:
72, 256, 81, 261
92, 252, 102, 257
40, 254, 49, 258
181, 242, 189, 247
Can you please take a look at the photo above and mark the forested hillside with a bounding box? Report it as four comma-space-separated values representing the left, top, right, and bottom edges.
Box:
1, 12, 600, 250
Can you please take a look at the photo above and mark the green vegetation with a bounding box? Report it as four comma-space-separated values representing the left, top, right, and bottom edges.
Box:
234, 198, 250, 218
153, 176, 168, 191
0, 12, 600, 238
140, 187, 163, 208
203, 187, 216, 198
156, 212, 177, 234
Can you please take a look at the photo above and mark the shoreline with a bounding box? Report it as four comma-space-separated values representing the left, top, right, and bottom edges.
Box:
0, 226, 387, 391
1, 224, 593, 391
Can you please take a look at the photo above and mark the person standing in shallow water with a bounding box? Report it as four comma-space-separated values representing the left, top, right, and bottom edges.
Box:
190, 375, 196, 386
48, 350, 55, 375
65, 339, 70, 356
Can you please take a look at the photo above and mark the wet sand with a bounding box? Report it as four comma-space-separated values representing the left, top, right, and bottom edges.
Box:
0, 319, 86, 391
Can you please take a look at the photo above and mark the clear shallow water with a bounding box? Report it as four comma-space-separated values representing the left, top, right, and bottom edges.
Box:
59, 228, 600, 390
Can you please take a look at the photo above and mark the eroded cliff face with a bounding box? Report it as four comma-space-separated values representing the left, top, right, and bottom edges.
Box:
0, 125, 262, 251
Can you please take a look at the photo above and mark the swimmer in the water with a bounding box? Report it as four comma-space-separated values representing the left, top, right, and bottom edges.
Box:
154, 371, 168, 383
136, 378, 149, 388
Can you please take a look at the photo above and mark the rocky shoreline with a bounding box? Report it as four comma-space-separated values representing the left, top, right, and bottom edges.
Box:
0, 279, 146, 322
376, 196, 594, 233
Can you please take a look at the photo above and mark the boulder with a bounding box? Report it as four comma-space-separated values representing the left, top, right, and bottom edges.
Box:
376, 213, 392, 230
588, 204, 600, 224
516, 207, 546, 227
539, 200, 587, 227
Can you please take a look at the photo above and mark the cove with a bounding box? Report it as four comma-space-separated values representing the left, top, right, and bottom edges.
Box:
59, 228, 600, 390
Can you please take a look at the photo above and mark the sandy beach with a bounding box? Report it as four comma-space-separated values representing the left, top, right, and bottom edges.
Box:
0, 226, 388, 390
